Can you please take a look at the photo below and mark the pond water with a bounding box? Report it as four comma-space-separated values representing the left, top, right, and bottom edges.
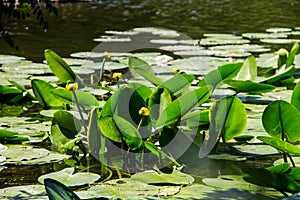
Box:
1, 0, 300, 61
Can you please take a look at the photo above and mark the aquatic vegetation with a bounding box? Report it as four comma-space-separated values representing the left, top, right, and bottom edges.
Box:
1, 26, 300, 199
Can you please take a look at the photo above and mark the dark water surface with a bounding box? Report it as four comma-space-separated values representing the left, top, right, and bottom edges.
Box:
1, 0, 300, 62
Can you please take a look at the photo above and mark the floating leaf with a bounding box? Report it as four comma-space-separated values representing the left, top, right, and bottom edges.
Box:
0, 184, 47, 200
207, 153, 246, 161
131, 168, 194, 185
262, 100, 300, 142
38, 167, 100, 187
232, 144, 278, 156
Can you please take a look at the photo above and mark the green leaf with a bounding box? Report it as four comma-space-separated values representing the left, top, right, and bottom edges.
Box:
286, 167, 300, 181
53, 111, 82, 139
0, 129, 18, 139
131, 168, 194, 185
243, 167, 300, 193
87, 108, 101, 157
31, 79, 66, 109
129, 56, 163, 86
99, 116, 121, 143
225, 80, 275, 94
44, 49, 84, 87
155, 86, 212, 128
236, 55, 257, 81
198, 62, 243, 88
0, 85, 22, 95
51, 88, 99, 108
39, 167, 100, 187
267, 163, 291, 174
199, 96, 247, 158
286, 42, 299, 68
44, 178, 81, 200
144, 141, 163, 158
262, 100, 300, 142
183, 109, 210, 127
261, 65, 295, 84
113, 115, 143, 150
257, 136, 300, 155
291, 81, 300, 111
159, 72, 195, 95
148, 87, 172, 122
8, 80, 35, 100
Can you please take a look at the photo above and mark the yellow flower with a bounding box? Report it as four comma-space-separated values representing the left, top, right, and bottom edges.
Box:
66, 82, 78, 91
112, 72, 122, 80
103, 51, 111, 58
101, 80, 108, 87
172, 67, 180, 73
138, 107, 150, 117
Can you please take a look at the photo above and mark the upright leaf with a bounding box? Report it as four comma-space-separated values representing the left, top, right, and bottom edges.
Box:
44, 49, 84, 87
286, 42, 299, 68
198, 63, 243, 88
99, 116, 121, 143
113, 115, 143, 150
87, 108, 101, 158
261, 65, 295, 84
199, 96, 247, 158
44, 178, 81, 200
236, 55, 257, 81
262, 100, 300, 142
148, 87, 172, 121
129, 56, 163, 86
159, 72, 194, 95
155, 86, 212, 128
291, 81, 300, 111
31, 79, 66, 109
53, 111, 82, 139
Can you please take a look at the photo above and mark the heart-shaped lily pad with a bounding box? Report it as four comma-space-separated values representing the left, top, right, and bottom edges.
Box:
38, 167, 101, 187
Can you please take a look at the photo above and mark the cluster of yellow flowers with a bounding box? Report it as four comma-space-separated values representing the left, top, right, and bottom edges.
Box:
65, 82, 78, 91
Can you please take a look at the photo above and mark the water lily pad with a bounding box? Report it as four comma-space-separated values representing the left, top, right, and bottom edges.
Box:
0, 184, 47, 200
38, 167, 100, 187
266, 27, 292, 33
0, 146, 49, 163
0, 144, 7, 152
208, 153, 247, 161
93, 36, 131, 42
200, 38, 250, 46
105, 30, 138, 35
131, 168, 194, 185
71, 67, 95, 75
209, 44, 271, 54
242, 33, 288, 39
203, 33, 242, 38
231, 144, 279, 156
13, 152, 70, 165
70, 51, 104, 59
76, 178, 159, 199
260, 39, 300, 44
0, 55, 25, 65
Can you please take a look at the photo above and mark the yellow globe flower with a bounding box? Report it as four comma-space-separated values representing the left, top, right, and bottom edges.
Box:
112, 72, 122, 80
65, 82, 78, 91
103, 51, 111, 58
138, 107, 150, 117
172, 67, 180, 73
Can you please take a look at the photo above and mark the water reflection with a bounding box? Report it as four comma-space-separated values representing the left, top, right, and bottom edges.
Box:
0, 0, 300, 61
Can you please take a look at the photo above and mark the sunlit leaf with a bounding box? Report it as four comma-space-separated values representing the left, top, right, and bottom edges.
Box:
225, 80, 275, 94
262, 100, 300, 142
236, 55, 257, 81
44, 178, 81, 200
257, 136, 300, 155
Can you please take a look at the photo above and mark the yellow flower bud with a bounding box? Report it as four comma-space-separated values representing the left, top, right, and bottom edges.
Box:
103, 51, 111, 58
138, 107, 150, 117
66, 82, 78, 91
275, 48, 289, 56
172, 67, 180, 73
101, 80, 108, 87
112, 72, 122, 80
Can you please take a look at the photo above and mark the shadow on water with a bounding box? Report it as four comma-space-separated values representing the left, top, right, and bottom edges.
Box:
1, 0, 300, 61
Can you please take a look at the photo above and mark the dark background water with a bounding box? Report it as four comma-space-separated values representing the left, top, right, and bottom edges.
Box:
1, 0, 300, 62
